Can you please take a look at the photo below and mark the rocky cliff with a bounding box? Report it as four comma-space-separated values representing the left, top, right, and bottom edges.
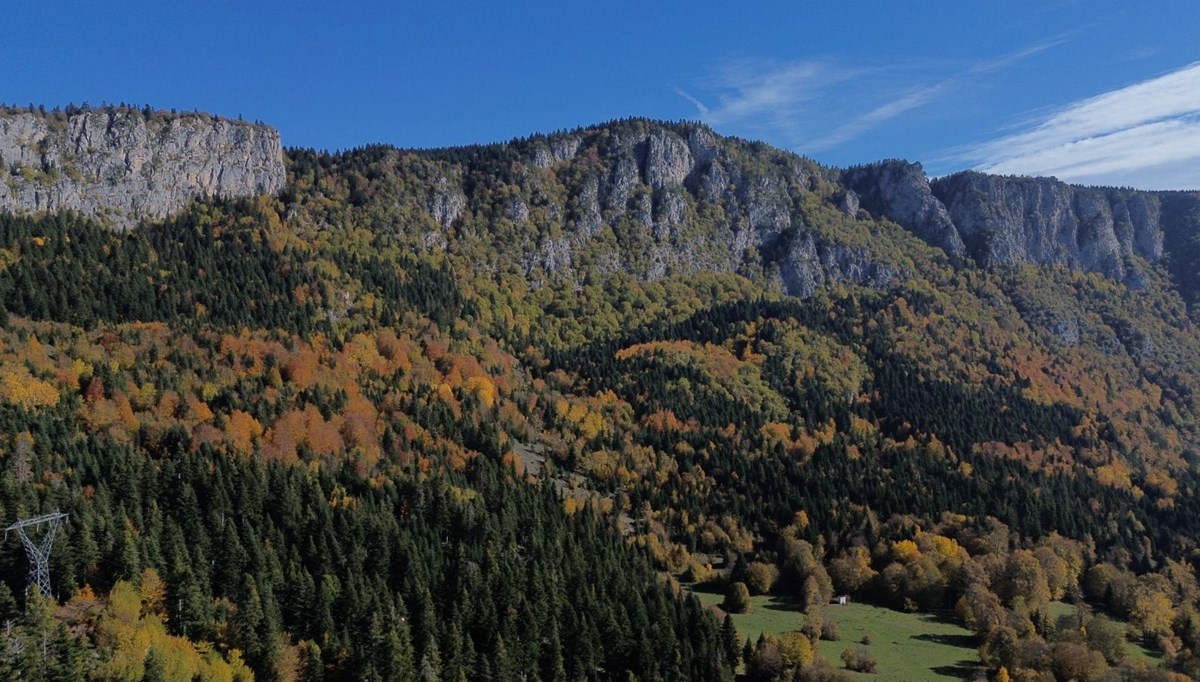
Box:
842, 161, 966, 259
5, 109, 1198, 299
931, 172, 1164, 280
386, 121, 1197, 299
357, 120, 915, 298
278, 119, 1200, 301
842, 161, 1194, 284
0, 107, 285, 228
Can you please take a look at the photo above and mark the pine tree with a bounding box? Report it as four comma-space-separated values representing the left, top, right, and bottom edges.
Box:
418, 640, 441, 682
383, 622, 416, 682
723, 581, 752, 614
141, 648, 166, 682
116, 520, 141, 582
297, 640, 324, 682
0, 583, 18, 622
234, 574, 279, 681
721, 614, 741, 670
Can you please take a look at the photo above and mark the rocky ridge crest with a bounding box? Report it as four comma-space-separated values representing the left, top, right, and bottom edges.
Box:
397, 121, 1197, 298
3, 110, 1199, 300
0, 106, 285, 228
843, 161, 1189, 285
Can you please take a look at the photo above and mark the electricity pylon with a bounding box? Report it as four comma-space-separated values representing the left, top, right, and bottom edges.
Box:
6, 512, 67, 598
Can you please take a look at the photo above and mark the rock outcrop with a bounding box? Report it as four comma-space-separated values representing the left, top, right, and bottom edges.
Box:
6, 109, 1197, 300
779, 234, 901, 299
842, 161, 966, 258
844, 162, 1191, 284
930, 172, 1163, 280
405, 121, 1198, 298
503, 121, 894, 297
0, 107, 285, 228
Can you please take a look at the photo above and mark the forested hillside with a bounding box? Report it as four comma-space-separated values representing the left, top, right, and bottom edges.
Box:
1, 113, 1200, 680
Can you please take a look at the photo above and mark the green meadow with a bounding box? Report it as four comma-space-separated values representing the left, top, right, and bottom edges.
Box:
692, 591, 979, 681
1044, 601, 1162, 666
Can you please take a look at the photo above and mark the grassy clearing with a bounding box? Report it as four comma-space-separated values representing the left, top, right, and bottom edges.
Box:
1044, 601, 1162, 666
823, 603, 979, 681
691, 588, 979, 681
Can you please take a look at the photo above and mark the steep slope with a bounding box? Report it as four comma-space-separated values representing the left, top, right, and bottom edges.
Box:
286, 120, 1200, 308
3, 110, 1200, 680
0, 105, 284, 227
845, 160, 1200, 292
287, 120, 936, 302
4, 107, 1195, 299
932, 171, 1165, 280
842, 160, 966, 258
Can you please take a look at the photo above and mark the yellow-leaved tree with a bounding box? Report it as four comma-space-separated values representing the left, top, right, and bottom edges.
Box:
86, 571, 253, 681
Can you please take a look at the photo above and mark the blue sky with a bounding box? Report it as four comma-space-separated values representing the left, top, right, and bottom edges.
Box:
3, 1, 1198, 189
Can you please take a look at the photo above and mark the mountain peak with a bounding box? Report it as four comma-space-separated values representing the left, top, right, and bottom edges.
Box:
0, 105, 284, 228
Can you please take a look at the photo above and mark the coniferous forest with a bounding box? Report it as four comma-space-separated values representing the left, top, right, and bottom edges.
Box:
1, 114, 1200, 680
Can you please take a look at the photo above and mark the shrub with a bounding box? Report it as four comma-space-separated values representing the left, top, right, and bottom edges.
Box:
795, 658, 854, 682
723, 581, 752, 614
778, 631, 814, 668
821, 620, 841, 641
744, 561, 781, 595
839, 646, 877, 674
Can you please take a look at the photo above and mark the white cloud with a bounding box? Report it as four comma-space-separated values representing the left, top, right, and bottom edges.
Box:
671, 86, 708, 117
678, 40, 1064, 156
807, 84, 945, 152
954, 62, 1200, 190
676, 59, 861, 146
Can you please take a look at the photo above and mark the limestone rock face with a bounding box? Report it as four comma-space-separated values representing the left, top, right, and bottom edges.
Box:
779, 233, 901, 299
11, 109, 1190, 303
842, 160, 1183, 284
531, 135, 581, 168
837, 189, 859, 218
842, 161, 965, 258
930, 172, 1165, 280
1107, 190, 1164, 261
0, 108, 284, 228
934, 172, 1088, 269
644, 130, 693, 190
503, 122, 907, 298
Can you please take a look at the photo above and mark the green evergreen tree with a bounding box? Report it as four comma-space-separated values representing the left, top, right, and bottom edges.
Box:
297, 640, 324, 682
234, 574, 279, 681
723, 581, 752, 614
721, 614, 741, 670
418, 639, 441, 682
0, 583, 19, 622
141, 648, 166, 682
116, 521, 142, 583
383, 622, 416, 682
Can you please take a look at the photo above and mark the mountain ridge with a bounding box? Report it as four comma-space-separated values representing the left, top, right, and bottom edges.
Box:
0, 105, 285, 228
5, 107, 1200, 680
277, 116, 1200, 310
3, 106, 1197, 301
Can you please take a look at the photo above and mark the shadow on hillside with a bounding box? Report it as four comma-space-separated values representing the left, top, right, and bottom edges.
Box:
931, 659, 979, 680
761, 598, 806, 613
913, 632, 977, 648
687, 582, 726, 597
916, 610, 963, 626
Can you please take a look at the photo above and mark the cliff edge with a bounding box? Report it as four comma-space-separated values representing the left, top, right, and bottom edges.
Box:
0, 106, 285, 228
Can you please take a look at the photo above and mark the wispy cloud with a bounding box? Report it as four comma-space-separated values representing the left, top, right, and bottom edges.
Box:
808, 84, 945, 152
671, 86, 708, 117
966, 36, 1071, 76
677, 39, 1064, 155
677, 59, 861, 147
952, 61, 1200, 189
